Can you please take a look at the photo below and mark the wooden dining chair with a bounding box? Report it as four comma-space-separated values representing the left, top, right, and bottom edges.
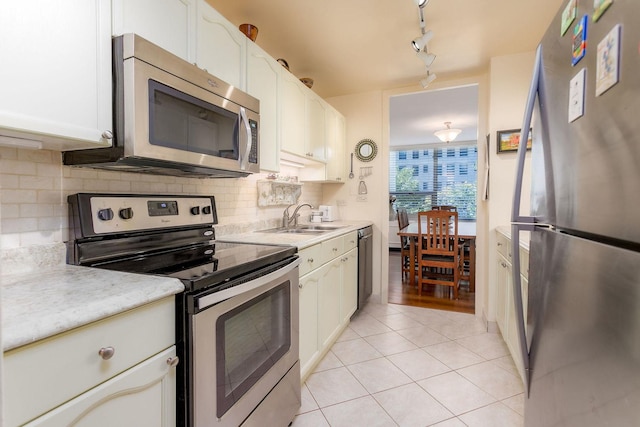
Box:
396, 207, 413, 279
432, 205, 457, 212
417, 210, 462, 299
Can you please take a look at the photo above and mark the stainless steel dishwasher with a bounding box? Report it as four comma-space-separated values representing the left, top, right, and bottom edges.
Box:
357, 226, 373, 310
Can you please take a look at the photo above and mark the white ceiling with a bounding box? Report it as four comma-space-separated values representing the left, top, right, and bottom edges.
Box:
206, 0, 563, 147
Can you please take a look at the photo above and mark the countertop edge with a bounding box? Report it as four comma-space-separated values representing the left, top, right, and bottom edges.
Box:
496, 225, 530, 252
217, 220, 373, 249
2, 265, 184, 352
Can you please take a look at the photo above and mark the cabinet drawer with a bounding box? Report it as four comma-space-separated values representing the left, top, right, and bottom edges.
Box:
343, 231, 358, 252
4, 297, 175, 427
299, 244, 323, 276
496, 231, 511, 260
321, 235, 344, 264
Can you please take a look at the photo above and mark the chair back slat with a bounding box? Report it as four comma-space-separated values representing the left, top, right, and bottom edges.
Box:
432, 205, 457, 212
417, 210, 458, 256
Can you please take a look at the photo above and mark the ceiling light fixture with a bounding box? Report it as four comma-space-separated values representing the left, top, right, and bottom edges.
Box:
434, 122, 462, 143
420, 72, 437, 88
417, 51, 436, 68
411, 29, 433, 52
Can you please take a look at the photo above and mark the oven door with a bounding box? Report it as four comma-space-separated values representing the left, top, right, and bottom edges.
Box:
191, 258, 300, 426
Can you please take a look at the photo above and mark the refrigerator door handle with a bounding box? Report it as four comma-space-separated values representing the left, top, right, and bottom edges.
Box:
510, 44, 543, 396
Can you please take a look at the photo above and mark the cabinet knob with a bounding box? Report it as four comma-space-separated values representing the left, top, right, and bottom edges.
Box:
307, 258, 314, 263
166, 356, 180, 368
332, 247, 338, 252
497, 242, 503, 246
98, 346, 115, 360
101, 130, 113, 140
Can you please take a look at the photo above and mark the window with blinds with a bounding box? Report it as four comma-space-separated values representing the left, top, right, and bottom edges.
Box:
390, 144, 478, 220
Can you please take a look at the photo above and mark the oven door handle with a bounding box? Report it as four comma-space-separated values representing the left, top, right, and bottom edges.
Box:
196, 258, 300, 310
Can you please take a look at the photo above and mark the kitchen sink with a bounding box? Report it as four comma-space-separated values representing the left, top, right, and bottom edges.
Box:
257, 224, 346, 234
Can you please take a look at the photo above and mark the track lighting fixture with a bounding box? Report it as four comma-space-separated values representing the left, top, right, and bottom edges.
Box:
414, 0, 429, 8
417, 51, 436, 68
411, 30, 433, 52
420, 72, 437, 89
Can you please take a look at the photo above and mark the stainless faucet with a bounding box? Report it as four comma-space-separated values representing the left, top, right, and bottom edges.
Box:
282, 203, 314, 228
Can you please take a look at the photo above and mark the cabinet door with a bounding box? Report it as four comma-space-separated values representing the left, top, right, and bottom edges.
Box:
0, 0, 112, 150
196, 0, 246, 89
341, 248, 358, 325
495, 254, 511, 336
112, 0, 196, 62
246, 42, 280, 172
318, 260, 342, 349
326, 110, 346, 183
299, 271, 319, 378
280, 72, 307, 157
27, 347, 177, 427
305, 94, 326, 161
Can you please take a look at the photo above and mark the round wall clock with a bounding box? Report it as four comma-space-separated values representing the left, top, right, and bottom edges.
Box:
355, 138, 378, 162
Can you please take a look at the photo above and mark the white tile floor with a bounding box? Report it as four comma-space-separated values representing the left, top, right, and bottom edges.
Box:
293, 301, 524, 427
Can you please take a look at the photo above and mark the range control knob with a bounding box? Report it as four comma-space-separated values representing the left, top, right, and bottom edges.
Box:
190, 206, 201, 215
97, 208, 114, 221
119, 207, 134, 220
202, 206, 212, 215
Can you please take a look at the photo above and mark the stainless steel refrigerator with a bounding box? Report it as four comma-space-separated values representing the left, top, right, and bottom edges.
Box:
509, 1, 640, 425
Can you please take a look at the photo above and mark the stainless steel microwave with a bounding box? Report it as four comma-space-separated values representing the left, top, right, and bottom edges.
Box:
64, 34, 260, 178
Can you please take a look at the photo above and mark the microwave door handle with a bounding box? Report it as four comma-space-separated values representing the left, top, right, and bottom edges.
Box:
239, 107, 252, 170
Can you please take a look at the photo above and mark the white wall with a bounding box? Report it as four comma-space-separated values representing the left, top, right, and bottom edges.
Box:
323, 91, 385, 301
486, 51, 535, 327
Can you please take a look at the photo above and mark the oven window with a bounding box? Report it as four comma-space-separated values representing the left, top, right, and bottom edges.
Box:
148, 79, 239, 159
215, 281, 291, 418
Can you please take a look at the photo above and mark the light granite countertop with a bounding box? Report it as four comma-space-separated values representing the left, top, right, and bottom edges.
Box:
217, 220, 373, 249
1, 245, 184, 352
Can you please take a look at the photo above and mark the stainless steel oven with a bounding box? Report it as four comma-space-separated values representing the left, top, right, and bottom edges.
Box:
189, 258, 300, 426
66, 193, 301, 427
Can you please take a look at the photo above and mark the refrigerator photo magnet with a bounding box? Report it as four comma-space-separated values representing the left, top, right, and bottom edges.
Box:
572, 15, 588, 66
561, 0, 577, 36
593, 0, 613, 22
595, 24, 621, 96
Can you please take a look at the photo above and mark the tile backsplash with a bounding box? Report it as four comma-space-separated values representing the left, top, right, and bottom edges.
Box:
0, 147, 322, 251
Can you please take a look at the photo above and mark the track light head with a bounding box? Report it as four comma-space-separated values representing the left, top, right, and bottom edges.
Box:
411, 30, 433, 52
414, 0, 429, 8
420, 73, 437, 88
417, 51, 436, 68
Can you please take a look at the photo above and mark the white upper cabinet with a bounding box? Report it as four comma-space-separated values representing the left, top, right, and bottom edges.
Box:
305, 93, 327, 162
112, 0, 196, 62
196, 0, 246, 90
0, 0, 113, 150
280, 71, 307, 158
246, 42, 281, 172
325, 107, 346, 182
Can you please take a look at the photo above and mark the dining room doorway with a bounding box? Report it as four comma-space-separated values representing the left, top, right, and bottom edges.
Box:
387, 84, 479, 314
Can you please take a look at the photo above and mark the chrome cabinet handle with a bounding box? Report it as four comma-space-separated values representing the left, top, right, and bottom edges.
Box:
166, 356, 180, 368
101, 130, 113, 140
98, 347, 115, 360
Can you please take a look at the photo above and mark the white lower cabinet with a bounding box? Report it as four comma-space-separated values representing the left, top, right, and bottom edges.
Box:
494, 229, 529, 381
3, 297, 177, 427
25, 347, 177, 427
299, 231, 358, 381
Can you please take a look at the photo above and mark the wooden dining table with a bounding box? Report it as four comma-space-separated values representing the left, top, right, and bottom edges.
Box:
397, 221, 476, 292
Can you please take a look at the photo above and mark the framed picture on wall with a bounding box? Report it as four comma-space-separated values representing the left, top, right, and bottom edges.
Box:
497, 128, 532, 153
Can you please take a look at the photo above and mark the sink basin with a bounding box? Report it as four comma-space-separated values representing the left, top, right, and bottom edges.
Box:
256, 224, 345, 234
296, 224, 344, 231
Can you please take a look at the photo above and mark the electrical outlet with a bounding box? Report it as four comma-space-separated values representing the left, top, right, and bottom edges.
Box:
357, 195, 367, 202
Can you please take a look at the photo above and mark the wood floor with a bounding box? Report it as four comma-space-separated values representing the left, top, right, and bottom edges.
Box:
387, 250, 475, 314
